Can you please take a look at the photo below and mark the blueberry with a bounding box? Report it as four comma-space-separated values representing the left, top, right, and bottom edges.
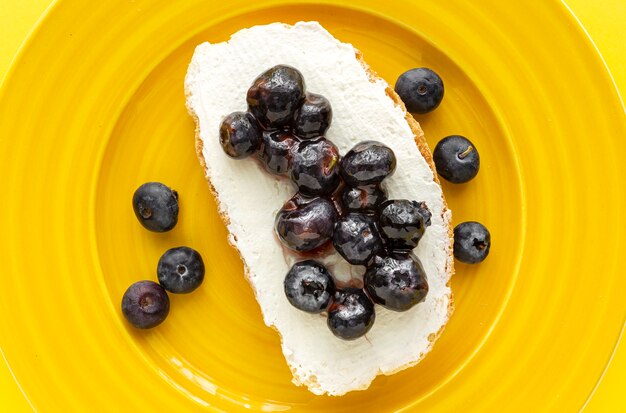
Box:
132, 182, 179, 232
121, 280, 170, 329
259, 130, 299, 175
219, 111, 262, 159
364, 252, 428, 312
378, 200, 431, 250
247, 65, 306, 129
327, 288, 375, 340
275, 194, 337, 252
157, 247, 205, 294
433, 135, 480, 183
333, 213, 384, 266
293, 92, 332, 139
340, 141, 396, 187
394, 68, 444, 114
340, 184, 388, 213
453, 221, 491, 264
291, 138, 341, 197
284, 260, 335, 313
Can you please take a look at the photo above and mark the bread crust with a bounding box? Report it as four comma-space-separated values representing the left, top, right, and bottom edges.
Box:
186, 26, 454, 395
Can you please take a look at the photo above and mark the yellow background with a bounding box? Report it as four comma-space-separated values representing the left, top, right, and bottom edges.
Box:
0, 0, 624, 411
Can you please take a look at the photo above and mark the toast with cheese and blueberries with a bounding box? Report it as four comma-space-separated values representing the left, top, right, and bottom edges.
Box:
185, 21, 454, 396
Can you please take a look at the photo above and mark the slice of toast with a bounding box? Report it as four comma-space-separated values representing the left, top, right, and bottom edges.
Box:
185, 21, 454, 396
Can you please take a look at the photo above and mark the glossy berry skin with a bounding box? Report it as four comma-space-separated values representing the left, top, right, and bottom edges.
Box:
157, 247, 205, 294
132, 182, 179, 232
121, 280, 170, 329
247, 65, 306, 129
433, 135, 480, 183
291, 138, 341, 197
364, 252, 429, 312
293, 93, 332, 139
219, 111, 262, 159
333, 213, 384, 266
453, 221, 491, 264
284, 260, 335, 313
260, 130, 299, 175
378, 200, 431, 250
394, 68, 444, 114
327, 288, 375, 340
275, 194, 338, 252
340, 141, 396, 187
340, 184, 388, 213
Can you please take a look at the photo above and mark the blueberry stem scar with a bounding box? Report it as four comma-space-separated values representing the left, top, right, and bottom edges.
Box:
458, 145, 474, 160
473, 239, 486, 250
139, 294, 153, 309
140, 207, 152, 219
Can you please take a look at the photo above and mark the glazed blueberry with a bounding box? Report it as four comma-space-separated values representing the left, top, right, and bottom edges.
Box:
415, 202, 432, 227
291, 138, 341, 197
433, 135, 480, 183
327, 288, 375, 340
219, 111, 262, 159
364, 252, 428, 312
157, 247, 205, 294
293, 92, 332, 139
340, 141, 396, 187
340, 184, 388, 213
378, 200, 431, 250
333, 213, 384, 265
247, 65, 306, 129
275, 194, 338, 252
284, 260, 335, 313
132, 182, 179, 232
260, 130, 299, 175
394, 68, 444, 114
453, 221, 491, 264
121, 280, 170, 329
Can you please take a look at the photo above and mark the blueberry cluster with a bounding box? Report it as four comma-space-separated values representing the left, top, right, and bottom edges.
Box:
220, 65, 432, 340
121, 183, 205, 329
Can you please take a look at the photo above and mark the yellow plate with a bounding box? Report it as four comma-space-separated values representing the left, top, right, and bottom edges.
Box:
1, 0, 624, 411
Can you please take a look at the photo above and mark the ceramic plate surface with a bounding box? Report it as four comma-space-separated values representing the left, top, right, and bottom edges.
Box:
0, 0, 624, 411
